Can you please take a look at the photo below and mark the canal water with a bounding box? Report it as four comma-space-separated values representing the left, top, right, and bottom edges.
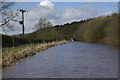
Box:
3, 42, 118, 78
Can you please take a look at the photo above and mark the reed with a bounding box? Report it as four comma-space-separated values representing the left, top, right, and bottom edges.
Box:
2, 40, 68, 67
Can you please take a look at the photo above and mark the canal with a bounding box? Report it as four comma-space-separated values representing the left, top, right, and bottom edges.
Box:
3, 41, 118, 78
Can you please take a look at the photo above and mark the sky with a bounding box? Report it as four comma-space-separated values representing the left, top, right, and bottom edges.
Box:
4, 0, 120, 2
1, 0, 118, 35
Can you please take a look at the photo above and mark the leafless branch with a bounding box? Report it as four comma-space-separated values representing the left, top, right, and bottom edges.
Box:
34, 18, 52, 30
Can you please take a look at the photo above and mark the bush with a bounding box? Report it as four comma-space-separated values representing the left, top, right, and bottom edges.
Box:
83, 17, 108, 43
104, 14, 118, 47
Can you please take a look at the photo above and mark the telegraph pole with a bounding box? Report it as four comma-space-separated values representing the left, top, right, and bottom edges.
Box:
18, 9, 27, 35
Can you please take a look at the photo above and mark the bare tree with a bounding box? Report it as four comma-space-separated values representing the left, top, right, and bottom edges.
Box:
34, 18, 52, 30
0, 1, 18, 32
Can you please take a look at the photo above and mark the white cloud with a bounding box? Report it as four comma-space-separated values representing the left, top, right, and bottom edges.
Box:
60, 6, 98, 24
101, 11, 114, 16
39, 0, 54, 8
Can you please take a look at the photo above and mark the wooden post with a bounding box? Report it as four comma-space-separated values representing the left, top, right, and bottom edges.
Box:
12, 37, 14, 48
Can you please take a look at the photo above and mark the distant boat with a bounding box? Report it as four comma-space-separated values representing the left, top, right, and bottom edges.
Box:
70, 38, 74, 42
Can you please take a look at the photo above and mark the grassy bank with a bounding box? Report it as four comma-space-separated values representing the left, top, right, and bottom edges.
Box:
2, 40, 68, 67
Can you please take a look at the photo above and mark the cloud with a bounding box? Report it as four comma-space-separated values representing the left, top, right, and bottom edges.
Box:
58, 6, 98, 24
101, 11, 114, 16
39, 0, 54, 8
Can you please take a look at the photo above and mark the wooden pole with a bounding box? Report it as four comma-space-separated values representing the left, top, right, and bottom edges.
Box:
18, 9, 27, 35
22, 11, 24, 34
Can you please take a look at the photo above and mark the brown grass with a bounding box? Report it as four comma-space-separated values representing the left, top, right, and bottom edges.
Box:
2, 40, 68, 67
